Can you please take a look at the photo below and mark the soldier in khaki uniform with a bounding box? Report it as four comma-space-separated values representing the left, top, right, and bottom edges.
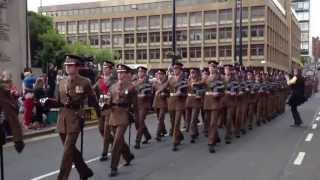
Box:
156, 62, 187, 151
221, 65, 237, 144
133, 66, 152, 149
255, 72, 264, 126
94, 61, 116, 161
108, 64, 136, 177
203, 61, 223, 153
246, 70, 257, 130
56, 55, 97, 180
152, 69, 169, 141
185, 68, 203, 143
0, 82, 25, 153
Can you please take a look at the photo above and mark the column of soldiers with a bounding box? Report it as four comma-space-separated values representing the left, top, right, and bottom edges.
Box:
49, 54, 290, 179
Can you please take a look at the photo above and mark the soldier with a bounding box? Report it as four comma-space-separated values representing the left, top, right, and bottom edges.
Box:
221, 64, 237, 144
152, 69, 169, 142
156, 62, 187, 151
203, 61, 224, 153
56, 55, 98, 180
0, 81, 25, 153
108, 64, 136, 177
255, 72, 264, 126
133, 66, 152, 149
94, 61, 116, 161
246, 70, 257, 130
200, 69, 210, 136
185, 68, 204, 143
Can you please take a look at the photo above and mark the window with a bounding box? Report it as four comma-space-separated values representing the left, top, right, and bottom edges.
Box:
297, 11, 309, 21
67, 21, 77, 34
150, 32, 160, 43
137, 16, 147, 30
149, 49, 160, 59
205, 28, 217, 40
163, 31, 172, 42
204, 47, 216, 57
137, 49, 147, 60
236, 26, 248, 38
124, 34, 135, 44
67, 36, 77, 44
177, 13, 188, 27
236, 45, 248, 56
113, 35, 123, 46
219, 27, 232, 39
113, 50, 122, 60
78, 21, 88, 34
190, 12, 202, 26
78, 36, 87, 44
177, 48, 188, 58
219, 9, 232, 24
301, 32, 309, 42
163, 15, 172, 28
219, 46, 232, 57
163, 48, 172, 59
190, 47, 202, 58
251, 44, 264, 56
177, 31, 188, 41
101, 19, 111, 32
56, 22, 66, 34
190, 30, 202, 41
89, 20, 99, 33
299, 22, 309, 31
112, 18, 123, 31
236, 7, 248, 20
89, 35, 99, 46
251, 6, 265, 19
204, 11, 217, 26
251, 25, 264, 37
137, 33, 147, 44
124, 50, 135, 60
150, 16, 160, 29
101, 35, 111, 46
124, 17, 135, 31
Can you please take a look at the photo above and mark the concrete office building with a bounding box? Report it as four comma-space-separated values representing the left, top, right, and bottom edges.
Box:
0, 0, 28, 87
40, 0, 301, 71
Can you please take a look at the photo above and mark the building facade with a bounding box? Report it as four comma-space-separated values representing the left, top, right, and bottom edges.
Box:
291, 0, 310, 56
312, 37, 320, 62
0, 0, 28, 87
41, 0, 300, 71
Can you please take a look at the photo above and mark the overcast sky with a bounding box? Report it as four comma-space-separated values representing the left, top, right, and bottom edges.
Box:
27, 0, 320, 38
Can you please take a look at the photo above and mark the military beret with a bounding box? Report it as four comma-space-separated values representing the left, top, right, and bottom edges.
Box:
64, 54, 84, 66
116, 64, 131, 73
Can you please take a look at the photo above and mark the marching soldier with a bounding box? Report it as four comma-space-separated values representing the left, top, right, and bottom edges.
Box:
152, 69, 169, 141
246, 70, 258, 130
203, 61, 224, 153
108, 64, 136, 177
185, 68, 204, 143
94, 61, 116, 161
133, 66, 153, 149
255, 72, 264, 126
156, 62, 187, 151
56, 55, 98, 180
221, 64, 237, 144
200, 69, 210, 136
0, 81, 25, 153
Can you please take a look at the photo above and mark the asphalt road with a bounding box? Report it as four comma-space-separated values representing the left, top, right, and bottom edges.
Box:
3, 94, 320, 180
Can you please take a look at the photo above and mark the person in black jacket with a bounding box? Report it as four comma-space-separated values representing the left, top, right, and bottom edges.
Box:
286, 68, 306, 127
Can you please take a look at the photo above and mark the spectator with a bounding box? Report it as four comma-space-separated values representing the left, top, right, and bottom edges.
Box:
286, 68, 306, 127
23, 70, 36, 129
33, 78, 47, 129
47, 63, 57, 98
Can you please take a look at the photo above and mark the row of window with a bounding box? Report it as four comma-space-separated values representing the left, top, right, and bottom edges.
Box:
112, 45, 264, 60
55, 6, 265, 34
67, 26, 264, 46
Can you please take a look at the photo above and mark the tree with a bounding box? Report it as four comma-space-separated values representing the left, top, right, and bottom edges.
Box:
28, 12, 54, 67
38, 29, 67, 70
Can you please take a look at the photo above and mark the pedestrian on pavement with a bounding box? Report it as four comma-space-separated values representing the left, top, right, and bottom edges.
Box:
47, 63, 57, 98
33, 78, 47, 129
22, 70, 36, 129
286, 68, 306, 127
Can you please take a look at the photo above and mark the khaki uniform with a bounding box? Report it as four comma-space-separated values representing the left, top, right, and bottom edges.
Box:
247, 81, 258, 129
109, 81, 137, 169
185, 80, 203, 140
153, 80, 168, 139
0, 87, 23, 143
133, 78, 152, 144
57, 75, 96, 180
203, 76, 223, 146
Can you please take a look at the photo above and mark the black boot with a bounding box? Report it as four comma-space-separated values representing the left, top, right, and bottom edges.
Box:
109, 168, 118, 177
124, 154, 135, 166
155, 136, 161, 142
172, 144, 178, 152
240, 129, 247, 135
208, 144, 216, 153
99, 153, 108, 162
81, 168, 93, 180
134, 141, 141, 149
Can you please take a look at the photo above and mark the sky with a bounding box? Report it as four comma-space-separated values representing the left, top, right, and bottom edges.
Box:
27, 0, 320, 38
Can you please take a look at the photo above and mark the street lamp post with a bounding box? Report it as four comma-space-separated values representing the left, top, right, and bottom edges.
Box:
234, 0, 243, 68
238, 0, 243, 67
172, 0, 177, 65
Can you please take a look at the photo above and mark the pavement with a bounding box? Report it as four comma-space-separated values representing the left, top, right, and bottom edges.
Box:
3, 94, 320, 180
